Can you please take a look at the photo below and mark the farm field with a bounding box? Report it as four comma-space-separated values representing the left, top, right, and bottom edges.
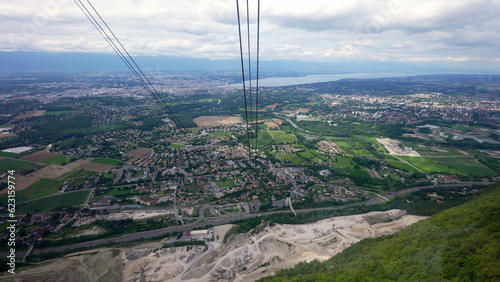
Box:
126, 147, 151, 158
294, 146, 328, 163
335, 141, 350, 148
11, 110, 46, 122
217, 179, 236, 188
80, 162, 116, 172
352, 149, 377, 158
257, 130, 273, 146
278, 153, 303, 165
332, 155, 353, 168
0, 159, 37, 172
193, 115, 241, 127
264, 118, 283, 130
126, 147, 151, 164
387, 160, 422, 173
122, 115, 137, 121
20, 190, 91, 212
29, 158, 92, 179
0, 175, 39, 192
341, 143, 376, 158
0, 151, 17, 158
100, 187, 133, 197
267, 130, 297, 143
0, 178, 60, 203
22, 150, 56, 162
431, 156, 498, 177
62, 169, 96, 179
398, 156, 459, 174
45, 110, 78, 116
91, 158, 122, 166
169, 144, 185, 149
41, 154, 73, 165
416, 147, 460, 157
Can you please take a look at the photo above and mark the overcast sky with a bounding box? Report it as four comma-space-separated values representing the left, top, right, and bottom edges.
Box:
1, 0, 499, 68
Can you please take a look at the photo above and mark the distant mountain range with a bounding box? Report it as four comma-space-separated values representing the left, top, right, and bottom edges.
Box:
0, 51, 468, 75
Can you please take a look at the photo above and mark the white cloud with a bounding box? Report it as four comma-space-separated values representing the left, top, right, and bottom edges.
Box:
407, 56, 483, 62
0, 0, 498, 67
390, 41, 414, 48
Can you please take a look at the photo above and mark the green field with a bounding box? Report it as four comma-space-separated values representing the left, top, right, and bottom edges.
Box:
20, 190, 91, 212
0, 222, 9, 233
336, 141, 350, 148
360, 136, 378, 142
91, 158, 122, 166
62, 169, 96, 179
350, 168, 371, 178
145, 105, 162, 111
217, 179, 236, 188
169, 144, 185, 149
352, 149, 376, 158
432, 157, 498, 177
398, 156, 458, 174
16, 179, 60, 202
338, 140, 376, 158
257, 130, 273, 146
0, 151, 16, 158
393, 155, 498, 176
413, 146, 462, 157
122, 116, 137, 121
41, 154, 72, 165
100, 187, 133, 197
387, 160, 421, 173
102, 171, 116, 179
294, 146, 328, 163
0, 159, 36, 172
278, 153, 303, 164
267, 130, 297, 143
333, 155, 353, 168
298, 150, 315, 159
45, 110, 77, 116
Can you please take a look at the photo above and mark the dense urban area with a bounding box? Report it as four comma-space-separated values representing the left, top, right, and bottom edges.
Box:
0, 72, 499, 280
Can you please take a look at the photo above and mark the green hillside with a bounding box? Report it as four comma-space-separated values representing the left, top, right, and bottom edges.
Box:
261, 182, 500, 281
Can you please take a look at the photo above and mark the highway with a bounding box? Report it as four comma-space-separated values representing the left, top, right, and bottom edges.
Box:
3, 182, 489, 258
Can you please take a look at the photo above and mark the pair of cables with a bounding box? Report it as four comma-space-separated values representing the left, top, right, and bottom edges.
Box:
236, 0, 261, 154
74, 0, 183, 129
